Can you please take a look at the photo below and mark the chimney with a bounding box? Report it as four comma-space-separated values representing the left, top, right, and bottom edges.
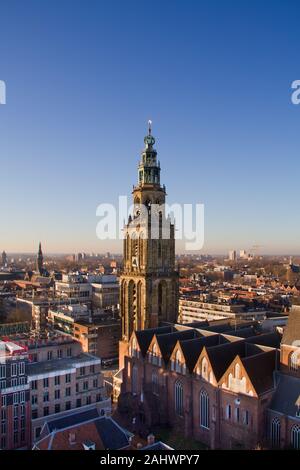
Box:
147, 434, 155, 446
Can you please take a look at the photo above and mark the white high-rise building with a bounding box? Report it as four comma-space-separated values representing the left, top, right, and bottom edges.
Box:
228, 250, 237, 261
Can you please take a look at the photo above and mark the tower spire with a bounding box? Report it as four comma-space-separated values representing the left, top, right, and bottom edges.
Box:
148, 119, 152, 135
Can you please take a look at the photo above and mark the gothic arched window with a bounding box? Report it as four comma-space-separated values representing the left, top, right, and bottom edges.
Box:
291, 424, 300, 450
152, 372, 159, 395
174, 380, 183, 416
270, 418, 281, 448
132, 365, 138, 394
200, 390, 210, 429
289, 351, 299, 372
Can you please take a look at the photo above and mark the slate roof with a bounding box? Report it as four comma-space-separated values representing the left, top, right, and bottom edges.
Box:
282, 306, 300, 346
46, 408, 99, 432
135, 326, 173, 355
35, 413, 130, 450
246, 332, 282, 349
241, 350, 276, 395
179, 335, 220, 372
205, 340, 246, 381
270, 372, 300, 416
156, 329, 199, 363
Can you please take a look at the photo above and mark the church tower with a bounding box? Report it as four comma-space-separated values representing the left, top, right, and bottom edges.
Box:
119, 122, 179, 364
37, 242, 44, 275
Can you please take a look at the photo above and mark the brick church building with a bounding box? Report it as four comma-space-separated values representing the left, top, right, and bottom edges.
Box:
116, 125, 300, 449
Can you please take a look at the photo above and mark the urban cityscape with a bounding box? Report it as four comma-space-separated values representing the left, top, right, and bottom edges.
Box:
1, 0, 300, 460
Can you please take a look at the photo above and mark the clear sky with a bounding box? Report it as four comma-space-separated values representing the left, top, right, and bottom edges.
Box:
0, 0, 300, 255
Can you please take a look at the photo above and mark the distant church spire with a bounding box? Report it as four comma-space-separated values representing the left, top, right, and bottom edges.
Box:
37, 242, 44, 275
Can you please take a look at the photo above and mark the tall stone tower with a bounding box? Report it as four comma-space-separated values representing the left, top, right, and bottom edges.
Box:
119, 122, 179, 365
37, 242, 44, 275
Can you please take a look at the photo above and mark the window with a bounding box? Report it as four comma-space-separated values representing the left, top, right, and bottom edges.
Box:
55, 376, 60, 386
152, 372, 159, 395
57, 349, 62, 359
132, 365, 138, 394
1, 395, 6, 407
35, 427, 41, 439
19, 362, 25, 375
20, 405, 25, 417
43, 407, 49, 417
235, 407, 240, 423
79, 367, 85, 376
65, 373, 71, 383
1, 409, 6, 420
43, 392, 49, 402
31, 380, 37, 390
65, 401, 71, 410
0, 380, 6, 390
20, 391, 25, 403
201, 357, 208, 381
235, 363, 241, 379
13, 405, 18, 418
76, 398, 81, 408
93, 378, 98, 388
148, 343, 162, 367
291, 424, 300, 450
1, 437, 6, 449
90, 365, 95, 374
174, 381, 183, 416
13, 393, 18, 405
14, 432, 18, 445
0, 365, 6, 379
86, 396, 91, 405
66, 387, 71, 397
226, 404, 231, 420
67, 348, 72, 357
55, 404, 60, 414
83, 381, 88, 391
1, 422, 6, 434
96, 393, 101, 402
11, 378, 18, 387
289, 351, 299, 372
244, 410, 249, 426
43, 378, 49, 388
14, 418, 18, 431
76, 383, 79, 393
200, 390, 210, 429
32, 410, 38, 420
55, 390, 60, 400
47, 351, 53, 361
32, 395, 38, 405
11, 363, 17, 377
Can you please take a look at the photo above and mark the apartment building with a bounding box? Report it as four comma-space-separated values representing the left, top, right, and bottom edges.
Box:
4, 332, 111, 443
0, 340, 31, 449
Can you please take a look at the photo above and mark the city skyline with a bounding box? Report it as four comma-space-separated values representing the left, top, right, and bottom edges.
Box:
1, 1, 300, 254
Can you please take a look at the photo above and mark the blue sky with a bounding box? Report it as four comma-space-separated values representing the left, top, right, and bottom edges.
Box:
0, 0, 300, 254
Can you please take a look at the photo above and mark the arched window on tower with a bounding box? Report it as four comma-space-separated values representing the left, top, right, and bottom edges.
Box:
270, 417, 281, 448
